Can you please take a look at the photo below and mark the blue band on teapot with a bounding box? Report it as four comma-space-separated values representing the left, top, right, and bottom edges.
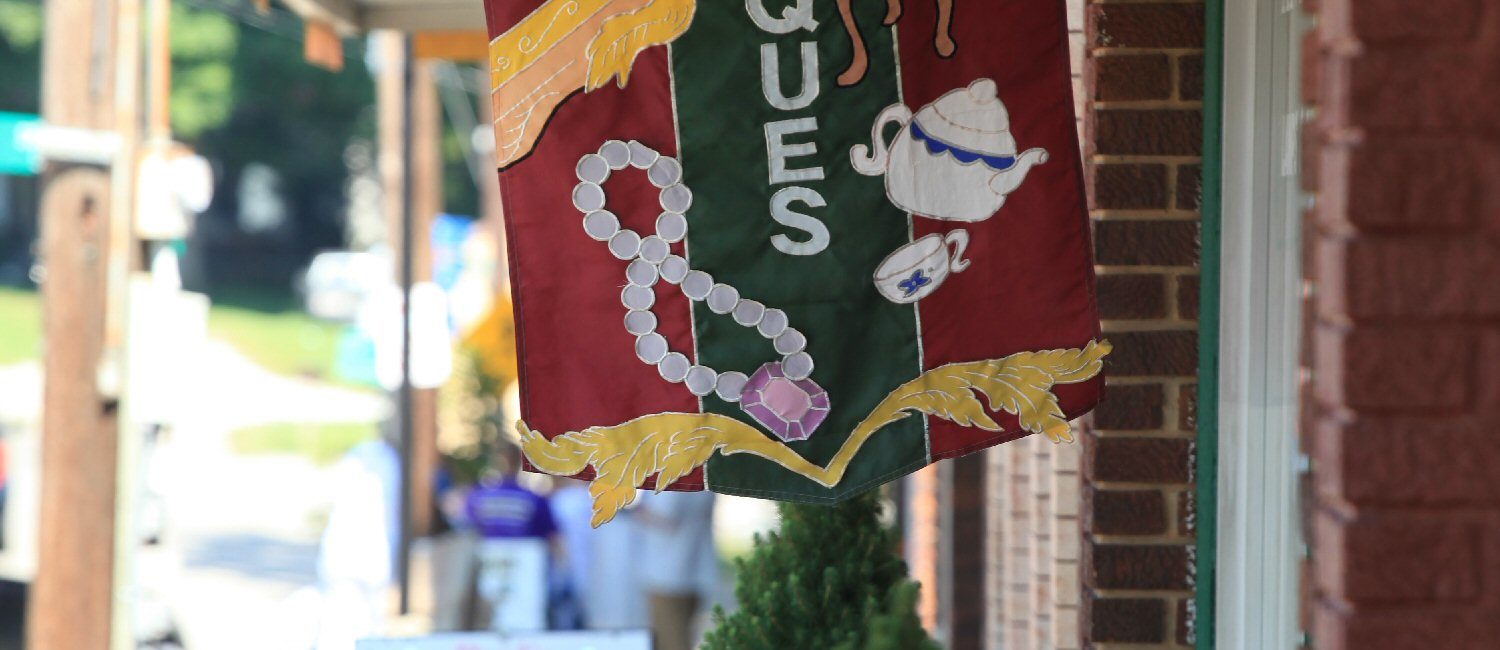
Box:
910, 121, 1018, 171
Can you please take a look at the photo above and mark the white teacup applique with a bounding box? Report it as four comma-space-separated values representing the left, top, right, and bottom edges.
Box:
854, 78, 1047, 303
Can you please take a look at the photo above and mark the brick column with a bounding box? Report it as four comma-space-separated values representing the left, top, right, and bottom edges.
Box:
1081, 1, 1204, 648
1302, 1, 1500, 648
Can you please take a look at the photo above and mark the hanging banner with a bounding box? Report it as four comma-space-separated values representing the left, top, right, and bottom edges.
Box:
482, 0, 1108, 525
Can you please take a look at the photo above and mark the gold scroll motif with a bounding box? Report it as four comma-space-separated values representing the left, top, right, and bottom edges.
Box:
489, 0, 697, 169
521, 340, 1111, 526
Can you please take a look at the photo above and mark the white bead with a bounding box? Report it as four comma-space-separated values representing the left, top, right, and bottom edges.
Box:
773, 328, 806, 355
621, 285, 655, 310
658, 352, 691, 383
659, 184, 693, 214
624, 310, 657, 336
656, 212, 688, 243
659, 255, 690, 284
639, 235, 670, 264
626, 259, 659, 287
608, 230, 641, 260
599, 140, 630, 169
732, 300, 765, 326
648, 156, 682, 188
576, 153, 610, 184
706, 284, 739, 314
714, 371, 749, 402
681, 271, 713, 300
635, 333, 668, 364
685, 365, 718, 397
628, 140, 659, 168
582, 210, 620, 241
572, 182, 606, 212
757, 308, 788, 338
782, 352, 814, 381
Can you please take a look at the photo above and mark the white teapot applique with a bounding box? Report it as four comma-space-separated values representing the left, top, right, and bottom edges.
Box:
852, 78, 1048, 223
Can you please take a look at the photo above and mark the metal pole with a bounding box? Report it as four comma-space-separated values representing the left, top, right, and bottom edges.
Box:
397, 33, 417, 617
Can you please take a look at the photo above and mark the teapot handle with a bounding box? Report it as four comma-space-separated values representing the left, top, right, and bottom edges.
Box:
851, 103, 913, 176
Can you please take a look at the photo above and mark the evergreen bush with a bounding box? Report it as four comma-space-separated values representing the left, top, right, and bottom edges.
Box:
702, 490, 940, 650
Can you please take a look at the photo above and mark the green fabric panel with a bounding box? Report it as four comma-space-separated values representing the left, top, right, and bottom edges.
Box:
672, 0, 927, 502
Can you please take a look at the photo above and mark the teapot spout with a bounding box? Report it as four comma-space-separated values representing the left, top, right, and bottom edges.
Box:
988, 148, 1049, 197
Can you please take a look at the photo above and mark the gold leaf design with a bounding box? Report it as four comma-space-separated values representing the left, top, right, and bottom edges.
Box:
584, 0, 697, 90
521, 340, 1111, 526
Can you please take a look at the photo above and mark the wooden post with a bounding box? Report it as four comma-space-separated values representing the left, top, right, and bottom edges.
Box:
30, 0, 142, 647
408, 59, 443, 543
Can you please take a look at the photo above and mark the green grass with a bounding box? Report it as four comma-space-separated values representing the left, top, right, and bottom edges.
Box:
206, 301, 347, 381
0, 286, 42, 365
229, 420, 378, 465
0, 284, 358, 391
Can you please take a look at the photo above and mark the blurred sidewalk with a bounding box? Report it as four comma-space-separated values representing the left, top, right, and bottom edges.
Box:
0, 340, 389, 649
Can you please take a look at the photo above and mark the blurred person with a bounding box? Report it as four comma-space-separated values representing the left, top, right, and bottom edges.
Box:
465, 446, 558, 632
314, 423, 401, 650
547, 480, 593, 629
635, 490, 719, 650
582, 504, 649, 630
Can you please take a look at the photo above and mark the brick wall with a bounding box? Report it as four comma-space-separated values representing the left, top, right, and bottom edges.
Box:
1081, 0, 1204, 647
1302, 1, 1500, 648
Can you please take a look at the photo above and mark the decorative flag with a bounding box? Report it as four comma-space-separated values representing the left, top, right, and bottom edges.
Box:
483, 0, 1109, 526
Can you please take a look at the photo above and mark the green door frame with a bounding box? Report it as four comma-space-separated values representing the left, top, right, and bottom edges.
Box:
1194, 0, 1223, 648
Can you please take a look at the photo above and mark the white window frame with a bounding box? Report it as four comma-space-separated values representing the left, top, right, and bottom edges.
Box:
1216, 0, 1307, 647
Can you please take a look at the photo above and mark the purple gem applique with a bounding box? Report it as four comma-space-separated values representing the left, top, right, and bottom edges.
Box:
739, 362, 830, 442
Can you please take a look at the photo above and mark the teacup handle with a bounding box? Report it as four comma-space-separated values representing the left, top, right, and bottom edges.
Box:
851, 103, 913, 176
945, 229, 971, 273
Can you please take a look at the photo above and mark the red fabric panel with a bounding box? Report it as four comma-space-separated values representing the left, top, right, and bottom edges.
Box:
487, 3, 702, 490
896, 0, 1104, 459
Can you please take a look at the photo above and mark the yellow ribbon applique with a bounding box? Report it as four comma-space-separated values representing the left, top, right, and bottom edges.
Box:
522, 340, 1111, 526
488, 0, 698, 169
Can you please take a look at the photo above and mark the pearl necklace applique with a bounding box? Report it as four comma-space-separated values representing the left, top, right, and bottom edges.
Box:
571, 140, 830, 441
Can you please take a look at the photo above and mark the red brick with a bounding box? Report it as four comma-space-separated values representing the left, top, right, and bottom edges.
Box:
1103, 330, 1198, 377
1345, 140, 1488, 232
1093, 220, 1200, 266
1093, 382, 1165, 429
1088, 543, 1190, 590
1092, 54, 1172, 101
1090, 489, 1166, 536
1347, 51, 1500, 134
1175, 164, 1202, 211
1315, 419, 1500, 506
1094, 109, 1204, 156
1092, 163, 1168, 210
1313, 326, 1474, 412
1176, 489, 1195, 536
1315, 604, 1500, 650
1089, 3, 1206, 49
1089, 437, 1192, 484
1315, 512, 1482, 604
1329, 238, 1500, 320
1090, 597, 1166, 643
1097, 273, 1167, 320
1351, 0, 1482, 45
1178, 383, 1197, 431
1176, 597, 1193, 645
1176, 273, 1199, 321
1178, 54, 1204, 101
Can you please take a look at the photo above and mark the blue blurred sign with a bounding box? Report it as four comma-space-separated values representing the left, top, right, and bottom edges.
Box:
0, 112, 43, 176
431, 213, 474, 292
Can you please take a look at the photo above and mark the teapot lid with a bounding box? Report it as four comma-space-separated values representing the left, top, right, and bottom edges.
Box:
913, 79, 1018, 158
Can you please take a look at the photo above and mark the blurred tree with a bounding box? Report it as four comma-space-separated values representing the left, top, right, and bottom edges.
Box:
0, 0, 42, 113
702, 491, 940, 650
